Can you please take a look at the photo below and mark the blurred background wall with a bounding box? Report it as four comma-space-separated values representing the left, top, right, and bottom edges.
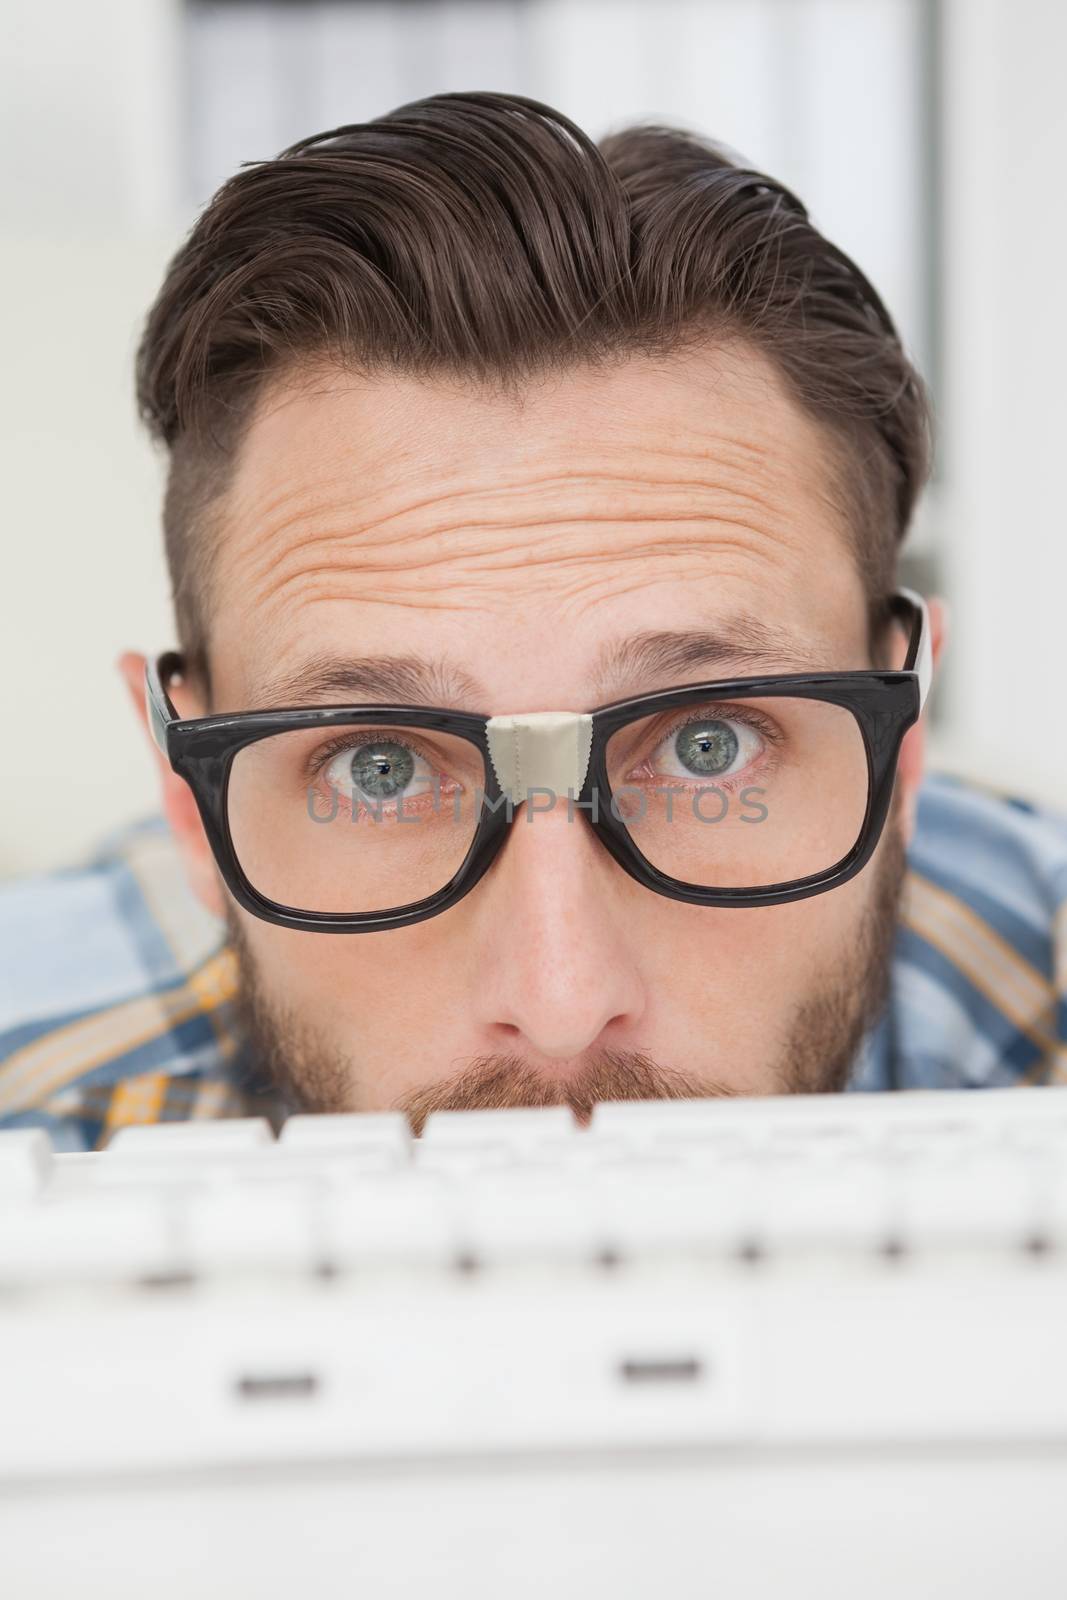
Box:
1, 0, 1064, 875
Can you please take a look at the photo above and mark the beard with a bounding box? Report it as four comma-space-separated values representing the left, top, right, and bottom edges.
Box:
226, 807, 906, 1137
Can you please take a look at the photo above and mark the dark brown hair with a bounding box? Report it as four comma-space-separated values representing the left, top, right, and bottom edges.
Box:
136, 90, 933, 690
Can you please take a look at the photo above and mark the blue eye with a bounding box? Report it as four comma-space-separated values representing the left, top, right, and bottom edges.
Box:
347, 741, 414, 799
649, 714, 765, 782
325, 739, 432, 803
673, 721, 739, 776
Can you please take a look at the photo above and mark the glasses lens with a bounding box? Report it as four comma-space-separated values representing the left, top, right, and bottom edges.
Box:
603, 695, 869, 890
226, 724, 488, 914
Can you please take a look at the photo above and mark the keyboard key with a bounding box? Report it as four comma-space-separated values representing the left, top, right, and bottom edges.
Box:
589, 1167, 760, 1254
279, 1111, 413, 1167
419, 1105, 579, 1150
324, 1174, 459, 1267
891, 1161, 1040, 1246
0, 1128, 53, 1198
758, 1165, 891, 1248
455, 1171, 605, 1261
414, 1140, 516, 1174
107, 1118, 275, 1154
416, 1106, 584, 1174
591, 1098, 769, 1156
0, 1193, 177, 1283
184, 1182, 321, 1273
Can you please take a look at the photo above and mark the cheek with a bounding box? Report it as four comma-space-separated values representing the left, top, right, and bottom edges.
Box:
758, 877, 870, 970
243, 915, 464, 1025
635, 865, 877, 1009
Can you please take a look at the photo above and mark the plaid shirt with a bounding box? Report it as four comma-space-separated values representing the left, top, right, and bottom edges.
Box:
3, 771, 1067, 1151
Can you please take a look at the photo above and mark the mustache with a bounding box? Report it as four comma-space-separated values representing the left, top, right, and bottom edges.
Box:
396, 1049, 738, 1137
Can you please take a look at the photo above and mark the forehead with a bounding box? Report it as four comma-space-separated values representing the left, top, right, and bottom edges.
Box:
209, 341, 865, 708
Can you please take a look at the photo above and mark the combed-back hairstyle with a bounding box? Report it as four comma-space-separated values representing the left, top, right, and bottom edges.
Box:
136, 90, 933, 691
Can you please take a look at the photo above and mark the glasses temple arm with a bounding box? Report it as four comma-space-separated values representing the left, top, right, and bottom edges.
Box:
890, 587, 932, 713
144, 652, 186, 756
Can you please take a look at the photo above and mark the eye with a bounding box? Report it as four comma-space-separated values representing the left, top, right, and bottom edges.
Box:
324, 738, 436, 804
651, 715, 764, 781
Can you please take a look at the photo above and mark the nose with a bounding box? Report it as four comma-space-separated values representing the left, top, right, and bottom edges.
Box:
468, 796, 647, 1062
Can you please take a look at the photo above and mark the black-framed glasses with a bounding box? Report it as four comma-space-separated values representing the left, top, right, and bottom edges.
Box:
145, 588, 931, 933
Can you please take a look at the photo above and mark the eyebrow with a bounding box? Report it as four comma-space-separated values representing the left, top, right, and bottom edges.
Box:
589, 623, 826, 701
246, 619, 826, 712
247, 654, 486, 710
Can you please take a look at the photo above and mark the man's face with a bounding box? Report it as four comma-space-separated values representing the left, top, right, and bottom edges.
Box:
141, 341, 924, 1124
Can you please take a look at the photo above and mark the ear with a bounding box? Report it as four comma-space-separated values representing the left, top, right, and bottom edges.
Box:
117, 650, 227, 920
895, 595, 949, 843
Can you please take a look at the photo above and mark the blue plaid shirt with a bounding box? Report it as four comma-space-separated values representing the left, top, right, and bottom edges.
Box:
2, 771, 1067, 1150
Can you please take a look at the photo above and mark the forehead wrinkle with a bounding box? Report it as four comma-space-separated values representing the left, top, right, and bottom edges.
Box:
239, 497, 809, 615
239, 480, 793, 588
242, 580, 443, 635
542, 544, 801, 612
225, 436, 821, 587
236, 423, 791, 536
239, 517, 810, 642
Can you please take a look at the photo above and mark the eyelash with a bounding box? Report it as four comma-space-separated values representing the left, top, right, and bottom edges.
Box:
305, 730, 427, 782
650, 701, 784, 757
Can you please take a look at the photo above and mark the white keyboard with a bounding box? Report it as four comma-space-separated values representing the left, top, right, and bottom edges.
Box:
3, 1087, 1067, 1600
